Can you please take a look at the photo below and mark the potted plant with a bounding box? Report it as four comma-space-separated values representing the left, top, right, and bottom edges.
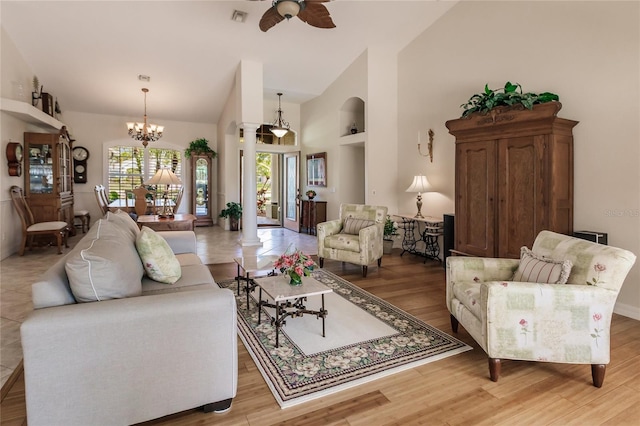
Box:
185, 138, 217, 159
305, 189, 316, 200
383, 215, 398, 255
219, 202, 242, 231
460, 81, 559, 118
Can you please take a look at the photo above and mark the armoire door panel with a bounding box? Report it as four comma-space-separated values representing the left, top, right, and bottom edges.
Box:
498, 136, 546, 258
455, 141, 496, 256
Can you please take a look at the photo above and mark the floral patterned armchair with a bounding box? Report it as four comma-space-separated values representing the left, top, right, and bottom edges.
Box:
317, 204, 388, 277
446, 230, 636, 387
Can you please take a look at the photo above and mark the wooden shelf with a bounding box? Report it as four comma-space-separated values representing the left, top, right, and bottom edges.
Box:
339, 131, 367, 145
0, 97, 65, 130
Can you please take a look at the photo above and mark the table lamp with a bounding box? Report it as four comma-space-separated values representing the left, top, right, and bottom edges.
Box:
145, 168, 182, 218
405, 175, 430, 218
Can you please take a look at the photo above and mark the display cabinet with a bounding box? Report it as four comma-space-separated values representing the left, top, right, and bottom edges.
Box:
191, 153, 214, 226
24, 131, 75, 235
300, 200, 326, 235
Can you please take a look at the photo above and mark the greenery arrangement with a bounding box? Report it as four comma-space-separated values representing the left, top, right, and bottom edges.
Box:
305, 189, 316, 199
460, 82, 559, 118
383, 215, 398, 240
219, 201, 242, 219
185, 138, 217, 159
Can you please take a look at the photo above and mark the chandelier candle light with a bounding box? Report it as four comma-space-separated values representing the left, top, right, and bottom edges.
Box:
406, 175, 431, 218
127, 88, 164, 148
145, 168, 182, 218
270, 93, 290, 138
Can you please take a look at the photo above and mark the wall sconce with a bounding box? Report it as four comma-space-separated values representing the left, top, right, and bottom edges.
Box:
418, 129, 434, 162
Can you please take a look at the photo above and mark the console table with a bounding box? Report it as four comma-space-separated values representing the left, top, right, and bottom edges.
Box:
300, 200, 326, 235
137, 214, 196, 231
394, 214, 444, 262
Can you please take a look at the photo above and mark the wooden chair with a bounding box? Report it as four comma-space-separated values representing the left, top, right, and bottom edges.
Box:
94, 185, 110, 215
173, 186, 185, 214
9, 186, 69, 256
74, 210, 91, 233
131, 185, 155, 217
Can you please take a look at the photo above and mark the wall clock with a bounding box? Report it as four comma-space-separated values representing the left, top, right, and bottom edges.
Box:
72, 146, 89, 183
6, 142, 23, 177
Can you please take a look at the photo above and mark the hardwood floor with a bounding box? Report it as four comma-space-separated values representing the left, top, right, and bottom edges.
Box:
2, 252, 639, 425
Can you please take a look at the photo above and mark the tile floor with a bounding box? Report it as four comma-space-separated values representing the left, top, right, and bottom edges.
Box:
0, 225, 317, 388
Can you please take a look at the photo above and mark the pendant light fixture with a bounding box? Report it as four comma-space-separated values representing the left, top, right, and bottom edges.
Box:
126, 88, 164, 148
270, 93, 290, 138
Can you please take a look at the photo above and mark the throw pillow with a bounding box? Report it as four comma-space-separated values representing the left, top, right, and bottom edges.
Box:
135, 226, 182, 284
65, 219, 144, 302
341, 217, 375, 235
106, 210, 140, 242
512, 246, 573, 284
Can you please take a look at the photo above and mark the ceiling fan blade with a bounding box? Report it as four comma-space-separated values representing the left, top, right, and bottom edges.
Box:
259, 6, 285, 32
297, 2, 336, 29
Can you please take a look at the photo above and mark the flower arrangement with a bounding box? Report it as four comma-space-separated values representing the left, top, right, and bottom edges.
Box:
305, 189, 316, 199
274, 247, 317, 286
383, 215, 399, 240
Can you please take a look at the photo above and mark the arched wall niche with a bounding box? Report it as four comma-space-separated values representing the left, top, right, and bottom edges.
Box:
339, 97, 365, 137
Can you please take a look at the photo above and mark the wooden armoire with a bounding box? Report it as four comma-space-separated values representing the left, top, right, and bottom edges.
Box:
445, 102, 578, 258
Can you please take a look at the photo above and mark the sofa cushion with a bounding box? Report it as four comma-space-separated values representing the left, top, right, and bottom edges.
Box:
340, 217, 375, 235
106, 209, 140, 242
136, 226, 182, 284
65, 219, 144, 302
512, 246, 572, 284
324, 233, 361, 253
142, 264, 215, 295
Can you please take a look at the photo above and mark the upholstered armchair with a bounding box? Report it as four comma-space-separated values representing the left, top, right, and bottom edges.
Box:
317, 204, 388, 277
446, 230, 636, 387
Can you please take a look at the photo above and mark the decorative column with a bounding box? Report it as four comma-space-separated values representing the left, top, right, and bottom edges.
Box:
240, 122, 262, 246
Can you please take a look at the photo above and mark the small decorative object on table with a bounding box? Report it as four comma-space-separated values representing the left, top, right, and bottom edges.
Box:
274, 247, 317, 286
305, 189, 316, 200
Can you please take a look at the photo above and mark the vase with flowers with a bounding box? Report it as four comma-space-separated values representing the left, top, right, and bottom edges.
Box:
274, 247, 317, 286
305, 189, 316, 200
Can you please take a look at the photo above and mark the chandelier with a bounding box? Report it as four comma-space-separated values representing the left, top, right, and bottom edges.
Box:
270, 92, 290, 138
126, 88, 164, 148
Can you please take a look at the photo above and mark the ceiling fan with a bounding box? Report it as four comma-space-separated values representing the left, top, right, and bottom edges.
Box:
258, 0, 336, 32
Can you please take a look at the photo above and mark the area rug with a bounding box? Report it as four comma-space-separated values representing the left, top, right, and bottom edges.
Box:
216, 269, 471, 408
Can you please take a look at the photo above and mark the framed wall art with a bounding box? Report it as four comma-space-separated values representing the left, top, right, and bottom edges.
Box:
306, 152, 326, 187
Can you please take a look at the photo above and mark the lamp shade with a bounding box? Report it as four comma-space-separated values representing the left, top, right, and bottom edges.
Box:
145, 168, 182, 185
270, 127, 289, 138
405, 175, 430, 193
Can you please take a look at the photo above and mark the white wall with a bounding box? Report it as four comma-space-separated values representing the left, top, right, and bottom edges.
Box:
398, 0, 640, 318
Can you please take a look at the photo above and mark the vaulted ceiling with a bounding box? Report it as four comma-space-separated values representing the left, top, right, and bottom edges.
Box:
1, 1, 455, 124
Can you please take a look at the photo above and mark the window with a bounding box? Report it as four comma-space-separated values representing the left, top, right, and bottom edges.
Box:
108, 146, 182, 202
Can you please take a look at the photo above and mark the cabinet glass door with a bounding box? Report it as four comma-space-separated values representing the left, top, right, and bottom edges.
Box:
28, 142, 54, 194
195, 157, 209, 217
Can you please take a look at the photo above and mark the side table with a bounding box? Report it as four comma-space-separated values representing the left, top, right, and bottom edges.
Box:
136, 214, 196, 231
394, 214, 444, 262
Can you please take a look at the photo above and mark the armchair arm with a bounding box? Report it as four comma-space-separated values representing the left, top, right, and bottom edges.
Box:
482, 281, 618, 363
358, 223, 384, 263
157, 230, 196, 254
447, 256, 520, 284
317, 219, 342, 241
21, 289, 237, 425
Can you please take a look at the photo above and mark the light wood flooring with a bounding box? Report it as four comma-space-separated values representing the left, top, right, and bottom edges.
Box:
2, 251, 640, 425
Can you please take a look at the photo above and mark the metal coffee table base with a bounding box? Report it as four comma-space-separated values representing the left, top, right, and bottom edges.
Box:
258, 289, 328, 348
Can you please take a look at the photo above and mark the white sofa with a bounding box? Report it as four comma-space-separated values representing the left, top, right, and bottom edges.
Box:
20, 211, 237, 426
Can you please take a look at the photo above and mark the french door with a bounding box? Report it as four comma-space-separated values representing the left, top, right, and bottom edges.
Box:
283, 152, 300, 232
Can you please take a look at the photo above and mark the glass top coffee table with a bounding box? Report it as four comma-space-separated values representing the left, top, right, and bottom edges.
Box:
233, 255, 279, 310
254, 275, 333, 348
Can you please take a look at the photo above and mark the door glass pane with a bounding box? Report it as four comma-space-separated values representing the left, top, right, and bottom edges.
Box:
195, 158, 209, 217
286, 156, 297, 220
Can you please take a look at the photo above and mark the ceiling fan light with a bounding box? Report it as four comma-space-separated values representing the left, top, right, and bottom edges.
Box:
270, 127, 288, 138
276, 0, 301, 19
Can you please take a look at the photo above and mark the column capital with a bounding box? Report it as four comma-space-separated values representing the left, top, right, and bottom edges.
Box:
239, 122, 261, 131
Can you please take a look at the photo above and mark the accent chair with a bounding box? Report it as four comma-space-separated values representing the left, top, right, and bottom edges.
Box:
446, 230, 636, 387
317, 203, 388, 277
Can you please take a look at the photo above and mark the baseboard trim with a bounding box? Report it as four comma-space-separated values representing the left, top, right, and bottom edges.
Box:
0, 359, 23, 402
614, 302, 640, 321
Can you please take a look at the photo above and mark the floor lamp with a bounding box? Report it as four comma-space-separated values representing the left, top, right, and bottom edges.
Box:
406, 175, 430, 218
145, 168, 182, 218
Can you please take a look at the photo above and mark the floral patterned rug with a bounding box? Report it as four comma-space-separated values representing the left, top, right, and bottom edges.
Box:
217, 269, 471, 408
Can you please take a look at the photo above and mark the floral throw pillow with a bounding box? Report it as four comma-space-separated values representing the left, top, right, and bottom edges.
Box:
135, 226, 181, 284
512, 246, 573, 284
